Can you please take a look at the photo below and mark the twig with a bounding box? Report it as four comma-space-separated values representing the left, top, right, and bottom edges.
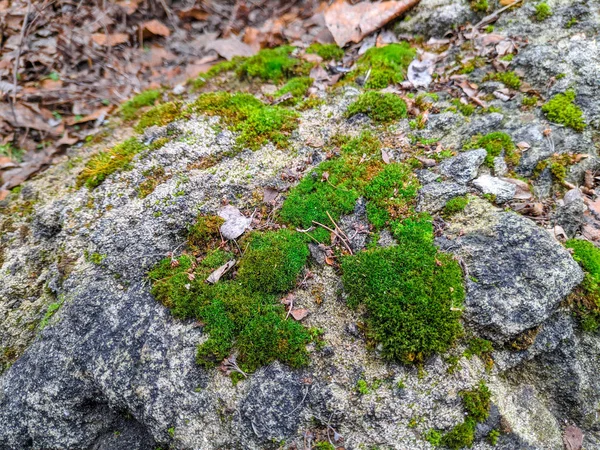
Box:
474, 0, 524, 29
285, 385, 310, 417
313, 221, 354, 255
326, 211, 352, 244
11, 0, 32, 117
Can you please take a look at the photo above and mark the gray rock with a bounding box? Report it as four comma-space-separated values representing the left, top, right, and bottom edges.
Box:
437, 199, 583, 342
394, 0, 475, 38
494, 156, 508, 177
339, 197, 370, 252
439, 149, 487, 184
554, 189, 587, 237
472, 175, 517, 203
415, 169, 439, 185
417, 182, 468, 213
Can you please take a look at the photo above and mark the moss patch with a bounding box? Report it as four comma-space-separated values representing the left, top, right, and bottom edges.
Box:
135, 101, 185, 133
120, 89, 161, 121
464, 132, 518, 168
565, 239, 600, 332
470, 0, 489, 12
484, 71, 521, 89
345, 91, 408, 123
149, 223, 311, 374
188, 92, 299, 150
306, 43, 344, 61
274, 77, 313, 104
236, 46, 309, 83
341, 216, 464, 363
192, 57, 245, 89
542, 90, 586, 132
353, 42, 416, 89
443, 195, 470, 217
535, 2, 552, 21
77, 138, 146, 189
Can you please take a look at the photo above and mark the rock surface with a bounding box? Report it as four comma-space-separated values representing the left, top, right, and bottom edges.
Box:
439, 148, 486, 184
472, 175, 516, 203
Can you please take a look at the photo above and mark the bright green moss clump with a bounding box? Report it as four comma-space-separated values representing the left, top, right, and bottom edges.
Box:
345, 91, 408, 123
542, 90, 586, 132
484, 71, 522, 89
192, 57, 245, 89
565, 239, 600, 332
342, 216, 464, 363
77, 138, 146, 189
274, 77, 313, 104
443, 195, 470, 217
465, 132, 518, 168
354, 42, 416, 89
306, 43, 344, 61
535, 2, 552, 21
148, 221, 312, 374
188, 92, 299, 150
471, 0, 489, 12
120, 89, 161, 121
236, 46, 309, 82
135, 101, 185, 133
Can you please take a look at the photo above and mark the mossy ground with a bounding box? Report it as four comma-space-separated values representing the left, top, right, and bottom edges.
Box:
464, 132, 518, 168
236, 46, 310, 83
542, 90, 586, 131
345, 91, 408, 124
274, 77, 313, 105
306, 43, 344, 61
353, 42, 416, 89
565, 239, 600, 332
135, 101, 185, 133
443, 196, 470, 218
120, 89, 161, 121
483, 71, 521, 90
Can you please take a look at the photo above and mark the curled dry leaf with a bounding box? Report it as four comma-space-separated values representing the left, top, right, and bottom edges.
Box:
381, 149, 391, 164
206, 260, 236, 284
516, 141, 531, 150
290, 308, 309, 321
218, 205, 252, 240
324, 0, 422, 47
141, 19, 171, 38
91, 33, 130, 46
205, 38, 256, 60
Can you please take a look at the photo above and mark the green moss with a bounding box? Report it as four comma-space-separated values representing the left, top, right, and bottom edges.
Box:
192, 57, 245, 89
296, 97, 324, 111
522, 95, 538, 107
342, 216, 464, 363
470, 0, 489, 12
39, 298, 64, 330
188, 92, 299, 150
135, 101, 184, 132
356, 378, 370, 395
459, 56, 486, 74
345, 91, 407, 123
236, 46, 309, 82
464, 337, 493, 358
236, 229, 309, 294
484, 71, 521, 89
77, 138, 146, 189
425, 429, 443, 446
0, 143, 25, 162
120, 89, 161, 121
464, 132, 518, 168
565, 17, 578, 28
274, 77, 313, 104
500, 54, 514, 62
187, 215, 224, 252
138, 166, 169, 198
364, 163, 419, 228
354, 42, 416, 89
488, 429, 500, 445
443, 195, 470, 217
535, 2, 552, 21
542, 90, 586, 131
306, 43, 344, 61
314, 442, 336, 450
451, 99, 476, 117
565, 239, 600, 331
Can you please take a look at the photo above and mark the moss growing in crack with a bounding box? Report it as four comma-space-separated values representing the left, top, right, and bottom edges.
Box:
364, 163, 419, 229
236, 46, 310, 82
39, 297, 65, 330
120, 89, 161, 121
77, 138, 146, 189
148, 223, 311, 373
138, 166, 170, 198
451, 99, 476, 117
279, 132, 383, 237
274, 77, 313, 104
135, 101, 184, 132
535, 153, 577, 185
565, 239, 600, 332
188, 92, 299, 150
345, 91, 408, 123
353, 42, 416, 89
464, 132, 518, 168
484, 71, 521, 89
470, 0, 489, 12
341, 216, 464, 363
542, 90, 586, 131
306, 43, 344, 61
522, 95, 538, 108
535, 2, 552, 21
443, 195, 470, 217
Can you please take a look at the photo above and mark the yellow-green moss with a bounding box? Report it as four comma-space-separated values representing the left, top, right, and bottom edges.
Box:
464, 132, 518, 168
120, 89, 161, 121
341, 216, 464, 363
443, 195, 470, 217
135, 101, 185, 133
565, 239, 600, 332
236, 46, 310, 83
542, 90, 586, 131
484, 71, 522, 89
522, 95, 538, 108
306, 43, 344, 61
353, 42, 416, 89
274, 77, 313, 104
77, 138, 146, 189
138, 166, 169, 198
192, 57, 245, 89
535, 2, 552, 21
451, 99, 476, 117
345, 91, 408, 123
187, 92, 299, 150
470, 0, 489, 12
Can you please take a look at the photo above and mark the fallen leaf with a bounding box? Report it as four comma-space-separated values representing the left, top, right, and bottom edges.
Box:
218, 205, 252, 240
178, 6, 209, 21
206, 260, 236, 284
324, 0, 422, 46
205, 38, 256, 61
116, 0, 142, 14
0, 189, 9, 201
91, 33, 130, 46
141, 19, 171, 38
563, 425, 583, 450
0, 103, 57, 134
516, 141, 531, 150
65, 107, 111, 126
382, 149, 391, 164
263, 187, 279, 203
290, 308, 309, 321
325, 255, 334, 266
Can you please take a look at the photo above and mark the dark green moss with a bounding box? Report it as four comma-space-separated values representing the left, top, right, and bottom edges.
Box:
464, 132, 518, 168
120, 89, 161, 121
135, 101, 185, 132
77, 138, 146, 189
306, 43, 344, 61
443, 195, 470, 217
542, 90, 586, 132
345, 91, 408, 123
236, 46, 309, 82
565, 239, 600, 332
341, 216, 464, 363
354, 42, 416, 89
187, 92, 299, 150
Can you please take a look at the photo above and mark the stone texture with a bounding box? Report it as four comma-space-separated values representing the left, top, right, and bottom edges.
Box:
439, 148, 487, 184
417, 182, 468, 213
472, 174, 517, 203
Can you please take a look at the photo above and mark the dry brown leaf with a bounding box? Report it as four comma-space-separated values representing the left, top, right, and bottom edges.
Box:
0, 189, 9, 201
324, 0, 421, 46
382, 149, 391, 164
91, 33, 130, 47
177, 7, 209, 21
563, 425, 583, 450
0, 103, 57, 133
206, 260, 236, 284
205, 38, 256, 61
499, 0, 519, 4
290, 308, 309, 321
65, 107, 111, 126
40, 79, 63, 90
141, 20, 171, 38
263, 187, 279, 203
116, 0, 142, 15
